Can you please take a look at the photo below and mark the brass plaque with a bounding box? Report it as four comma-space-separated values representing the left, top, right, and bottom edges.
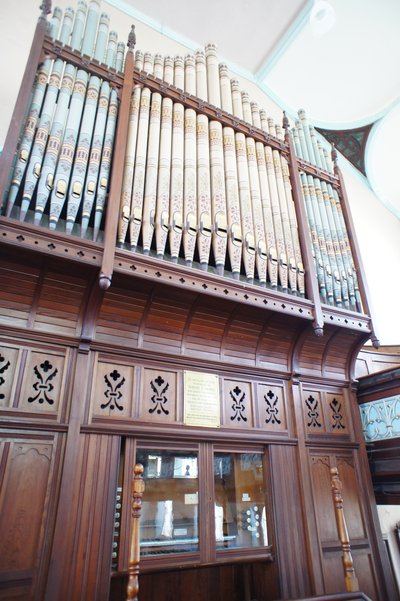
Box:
184, 371, 220, 428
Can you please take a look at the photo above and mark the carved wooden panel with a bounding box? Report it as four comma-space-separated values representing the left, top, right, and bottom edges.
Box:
310, 455, 337, 542
309, 450, 381, 599
43, 434, 119, 601
337, 456, 366, 540
0, 345, 20, 408
90, 360, 135, 418
32, 270, 87, 337
141, 291, 193, 353
139, 369, 178, 423
95, 285, 150, 347
0, 433, 61, 600
0, 258, 40, 328
325, 393, 348, 434
222, 380, 253, 428
257, 383, 287, 432
302, 387, 352, 438
322, 553, 347, 594
352, 551, 379, 601
303, 390, 325, 434
18, 349, 68, 414
221, 312, 264, 365
269, 444, 310, 598
183, 299, 229, 361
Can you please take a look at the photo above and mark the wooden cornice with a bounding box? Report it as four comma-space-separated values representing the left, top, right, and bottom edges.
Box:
0, 215, 372, 343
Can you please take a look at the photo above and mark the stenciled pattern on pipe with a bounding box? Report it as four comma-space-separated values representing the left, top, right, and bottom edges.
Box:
5, 0, 122, 239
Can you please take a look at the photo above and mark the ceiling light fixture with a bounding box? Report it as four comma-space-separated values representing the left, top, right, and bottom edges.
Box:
309, 0, 336, 37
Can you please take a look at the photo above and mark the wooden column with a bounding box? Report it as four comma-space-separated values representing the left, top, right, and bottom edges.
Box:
332, 146, 380, 348
330, 467, 360, 593
99, 26, 136, 290
283, 113, 324, 336
126, 464, 145, 601
0, 0, 51, 210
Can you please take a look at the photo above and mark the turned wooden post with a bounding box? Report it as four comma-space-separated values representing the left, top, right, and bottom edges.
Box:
126, 463, 145, 601
99, 25, 136, 290
283, 112, 324, 337
330, 467, 359, 593
0, 0, 51, 211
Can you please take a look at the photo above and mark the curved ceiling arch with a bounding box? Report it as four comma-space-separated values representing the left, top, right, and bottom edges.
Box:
263, 0, 400, 129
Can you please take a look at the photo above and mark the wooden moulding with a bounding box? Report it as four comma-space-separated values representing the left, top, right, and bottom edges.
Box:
113, 247, 314, 322
42, 35, 124, 89
284, 115, 324, 336
0, 217, 104, 267
0, 213, 373, 340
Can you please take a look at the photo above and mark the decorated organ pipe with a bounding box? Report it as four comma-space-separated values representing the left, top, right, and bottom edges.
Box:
141, 53, 162, 254
183, 55, 197, 267
219, 64, 242, 279
291, 109, 363, 310
3, 0, 124, 239
129, 52, 153, 250
169, 56, 185, 262
260, 109, 288, 291
206, 44, 228, 276
243, 92, 267, 285
1, 1, 373, 322
6, 5, 64, 218
251, 103, 278, 289
195, 50, 212, 269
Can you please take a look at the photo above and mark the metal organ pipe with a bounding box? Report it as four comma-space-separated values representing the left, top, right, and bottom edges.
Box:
195, 50, 212, 270
182, 55, 197, 267
219, 64, 241, 279
206, 44, 227, 276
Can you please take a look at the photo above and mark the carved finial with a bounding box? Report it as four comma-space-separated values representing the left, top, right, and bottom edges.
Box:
133, 463, 144, 478
99, 273, 111, 290
40, 0, 52, 17
371, 335, 380, 349
331, 142, 338, 167
314, 326, 324, 337
283, 111, 290, 132
127, 24, 136, 50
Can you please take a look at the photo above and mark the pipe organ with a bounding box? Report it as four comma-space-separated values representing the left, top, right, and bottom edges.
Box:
0, 2, 394, 601
0, 0, 372, 322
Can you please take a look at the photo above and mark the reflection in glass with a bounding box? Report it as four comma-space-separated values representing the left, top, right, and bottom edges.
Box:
136, 449, 199, 556
214, 452, 268, 550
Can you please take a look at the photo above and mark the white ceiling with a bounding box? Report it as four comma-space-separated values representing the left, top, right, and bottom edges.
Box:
115, 0, 309, 74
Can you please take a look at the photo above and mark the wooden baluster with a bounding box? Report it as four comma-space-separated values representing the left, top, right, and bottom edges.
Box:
330, 466, 360, 593
126, 463, 145, 601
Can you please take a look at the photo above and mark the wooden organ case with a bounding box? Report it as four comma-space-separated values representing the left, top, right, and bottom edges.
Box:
0, 2, 396, 600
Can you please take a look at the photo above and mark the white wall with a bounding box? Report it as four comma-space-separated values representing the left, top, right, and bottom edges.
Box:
377, 505, 400, 594
342, 164, 400, 345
